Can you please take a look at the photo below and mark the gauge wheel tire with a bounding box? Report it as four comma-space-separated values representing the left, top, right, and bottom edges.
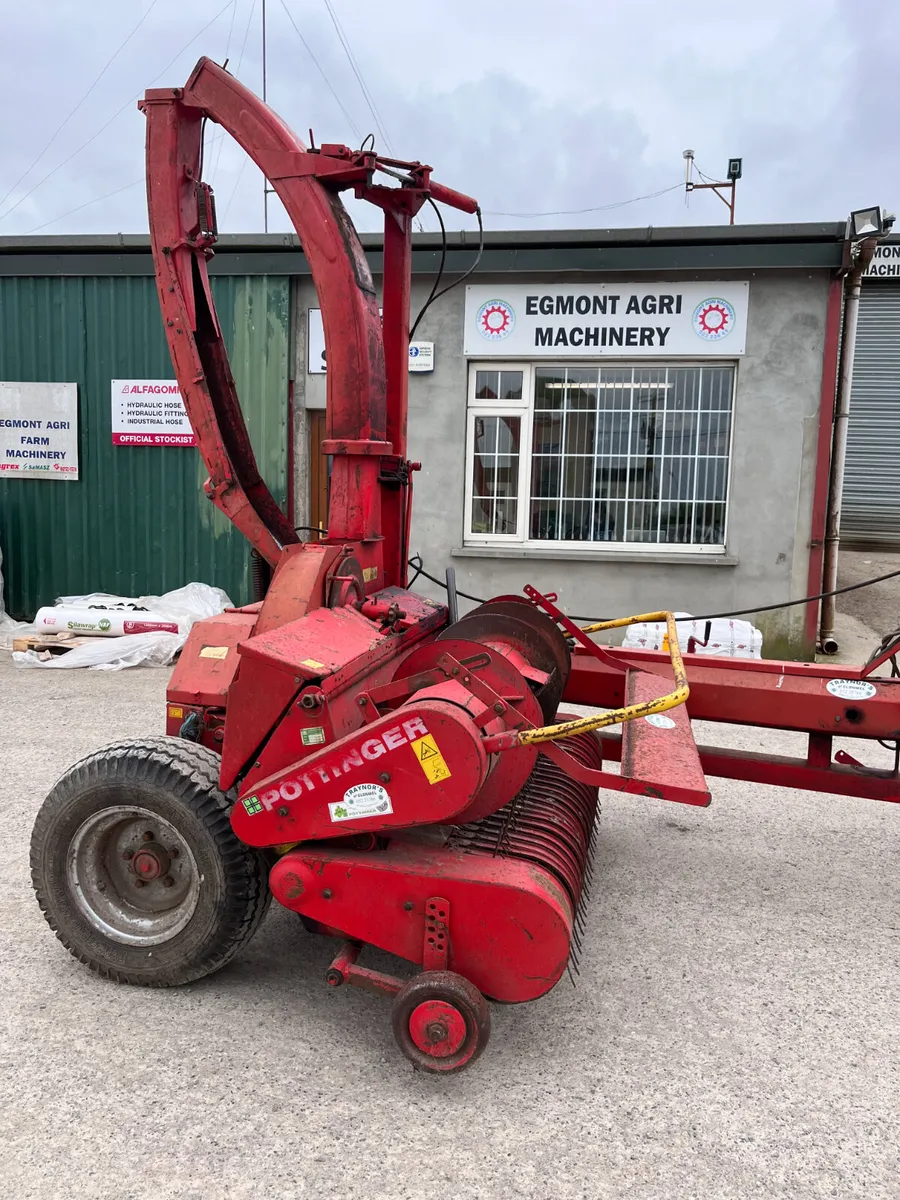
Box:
391, 970, 491, 1073
30, 737, 270, 987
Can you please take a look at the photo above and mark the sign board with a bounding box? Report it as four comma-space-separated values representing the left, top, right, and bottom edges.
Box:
111, 380, 196, 447
408, 342, 434, 372
0, 382, 78, 479
464, 282, 749, 357
308, 309, 430, 373
864, 243, 900, 278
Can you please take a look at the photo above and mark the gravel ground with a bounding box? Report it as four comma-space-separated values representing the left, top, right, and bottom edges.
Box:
2, 622, 900, 1199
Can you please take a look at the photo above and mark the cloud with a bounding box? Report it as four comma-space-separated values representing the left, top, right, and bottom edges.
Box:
0, 0, 895, 237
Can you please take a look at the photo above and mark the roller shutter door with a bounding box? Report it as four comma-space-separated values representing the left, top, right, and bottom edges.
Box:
842, 285, 900, 545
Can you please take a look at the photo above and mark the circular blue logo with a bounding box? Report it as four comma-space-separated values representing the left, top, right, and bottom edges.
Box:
693, 297, 735, 341
476, 299, 515, 340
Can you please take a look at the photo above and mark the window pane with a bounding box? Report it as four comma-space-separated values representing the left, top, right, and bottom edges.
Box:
534, 368, 566, 410
527, 364, 733, 546
694, 502, 726, 544
699, 410, 730, 455
659, 502, 694, 543
499, 371, 523, 400
475, 371, 499, 400
532, 410, 562, 454
469, 415, 520, 536
670, 368, 702, 411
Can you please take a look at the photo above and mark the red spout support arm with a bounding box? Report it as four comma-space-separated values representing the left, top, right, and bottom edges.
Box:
140, 57, 387, 566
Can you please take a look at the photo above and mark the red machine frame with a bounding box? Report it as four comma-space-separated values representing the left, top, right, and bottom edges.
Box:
133, 57, 900, 1072
141, 57, 900, 813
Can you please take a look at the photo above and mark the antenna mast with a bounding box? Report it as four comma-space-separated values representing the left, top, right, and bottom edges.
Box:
683, 150, 742, 225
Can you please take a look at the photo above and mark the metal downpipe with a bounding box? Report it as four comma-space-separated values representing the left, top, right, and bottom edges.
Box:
819, 236, 880, 654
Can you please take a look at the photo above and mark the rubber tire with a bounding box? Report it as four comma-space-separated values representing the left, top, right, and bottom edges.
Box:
30, 736, 270, 987
391, 970, 491, 1074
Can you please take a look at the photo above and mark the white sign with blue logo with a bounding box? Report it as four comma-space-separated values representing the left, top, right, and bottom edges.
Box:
308, 310, 434, 373
464, 282, 748, 357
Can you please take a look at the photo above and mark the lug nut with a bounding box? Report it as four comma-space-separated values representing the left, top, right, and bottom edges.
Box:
122, 849, 134, 861
162, 876, 175, 888
169, 847, 180, 859
142, 831, 154, 842
134, 879, 146, 889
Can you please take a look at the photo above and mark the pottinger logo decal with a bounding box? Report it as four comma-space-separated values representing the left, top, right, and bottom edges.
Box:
693, 297, 735, 341
476, 299, 515, 341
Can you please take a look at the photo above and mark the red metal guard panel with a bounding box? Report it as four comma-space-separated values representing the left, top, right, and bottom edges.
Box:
621, 668, 711, 806
238, 606, 386, 680
269, 840, 573, 1003
167, 611, 258, 706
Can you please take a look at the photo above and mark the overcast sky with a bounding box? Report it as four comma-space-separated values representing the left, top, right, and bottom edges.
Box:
0, 0, 896, 239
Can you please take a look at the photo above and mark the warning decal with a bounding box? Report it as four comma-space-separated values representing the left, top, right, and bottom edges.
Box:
410, 734, 452, 785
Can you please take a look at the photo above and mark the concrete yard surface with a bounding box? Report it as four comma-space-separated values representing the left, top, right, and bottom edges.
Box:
1, 651, 899, 1200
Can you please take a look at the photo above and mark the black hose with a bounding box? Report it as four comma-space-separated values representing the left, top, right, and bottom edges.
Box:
406, 554, 900, 626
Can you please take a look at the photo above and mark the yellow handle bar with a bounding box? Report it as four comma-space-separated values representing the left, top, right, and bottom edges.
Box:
513, 611, 689, 747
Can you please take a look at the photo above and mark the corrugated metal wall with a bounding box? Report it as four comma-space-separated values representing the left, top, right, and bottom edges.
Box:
842, 285, 900, 545
0, 275, 289, 617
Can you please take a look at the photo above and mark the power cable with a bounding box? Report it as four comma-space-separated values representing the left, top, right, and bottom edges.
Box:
0, 0, 160, 216
24, 179, 144, 233
321, 0, 393, 156
221, 155, 251, 223
0, 0, 236, 227
221, 0, 240, 67
316, 0, 426, 232
278, 0, 364, 142
406, 556, 900, 626
25, 132, 227, 233
211, 0, 259, 189
485, 183, 683, 219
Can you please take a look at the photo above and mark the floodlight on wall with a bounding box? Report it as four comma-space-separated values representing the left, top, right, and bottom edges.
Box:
848, 206, 894, 240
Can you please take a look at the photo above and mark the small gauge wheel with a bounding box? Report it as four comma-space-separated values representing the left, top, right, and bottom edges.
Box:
391, 970, 491, 1073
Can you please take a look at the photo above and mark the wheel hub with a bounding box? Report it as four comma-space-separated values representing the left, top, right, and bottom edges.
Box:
132, 843, 170, 881
66, 806, 200, 946
408, 999, 467, 1057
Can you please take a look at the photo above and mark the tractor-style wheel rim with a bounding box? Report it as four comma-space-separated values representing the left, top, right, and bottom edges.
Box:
66, 805, 200, 946
408, 1000, 469, 1058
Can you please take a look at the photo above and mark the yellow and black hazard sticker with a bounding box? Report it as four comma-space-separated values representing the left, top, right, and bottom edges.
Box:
410, 734, 452, 785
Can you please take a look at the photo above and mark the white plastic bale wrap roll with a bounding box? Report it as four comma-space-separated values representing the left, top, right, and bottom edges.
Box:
12, 582, 233, 670
622, 612, 763, 659
33, 606, 183, 637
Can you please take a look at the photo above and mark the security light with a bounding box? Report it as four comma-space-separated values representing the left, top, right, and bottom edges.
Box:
849, 206, 886, 239
727, 158, 742, 181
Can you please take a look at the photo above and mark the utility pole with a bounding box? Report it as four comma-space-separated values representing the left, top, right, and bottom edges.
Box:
683, 150, 742, 225
262, 0, 270, 232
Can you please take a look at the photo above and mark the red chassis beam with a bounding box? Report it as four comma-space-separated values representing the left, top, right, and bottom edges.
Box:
564, 647, 900, 802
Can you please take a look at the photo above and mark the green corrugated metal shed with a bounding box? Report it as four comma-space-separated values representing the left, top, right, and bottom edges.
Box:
0, 273, 289, 618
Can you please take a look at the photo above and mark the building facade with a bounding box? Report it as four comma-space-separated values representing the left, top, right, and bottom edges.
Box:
0, 223, 847, 656
299, 223, 846, 657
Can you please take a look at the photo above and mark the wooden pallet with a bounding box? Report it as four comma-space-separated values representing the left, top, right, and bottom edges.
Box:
12, 634, 107, 656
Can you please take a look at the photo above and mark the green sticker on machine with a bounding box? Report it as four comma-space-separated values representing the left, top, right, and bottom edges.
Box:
243, 795, 263, 816
301, 726, 326, 746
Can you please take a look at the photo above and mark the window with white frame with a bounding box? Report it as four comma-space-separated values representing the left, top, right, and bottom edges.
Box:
465, 363, 735, 551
